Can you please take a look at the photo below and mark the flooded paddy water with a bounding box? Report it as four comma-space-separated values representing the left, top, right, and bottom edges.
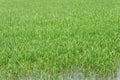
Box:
18, 70, 120, 80
1, 68, 120, 80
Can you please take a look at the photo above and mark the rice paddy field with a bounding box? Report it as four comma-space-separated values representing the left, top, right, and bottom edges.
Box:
0, 0, 120, 80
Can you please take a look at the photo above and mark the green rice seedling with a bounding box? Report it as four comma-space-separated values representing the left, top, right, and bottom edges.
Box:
0, 0, 120, 80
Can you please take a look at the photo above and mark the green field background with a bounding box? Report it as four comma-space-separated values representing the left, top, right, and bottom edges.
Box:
0, 0, 120, 79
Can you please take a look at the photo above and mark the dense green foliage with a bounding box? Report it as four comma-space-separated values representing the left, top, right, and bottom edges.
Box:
0, 0, 120, 79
